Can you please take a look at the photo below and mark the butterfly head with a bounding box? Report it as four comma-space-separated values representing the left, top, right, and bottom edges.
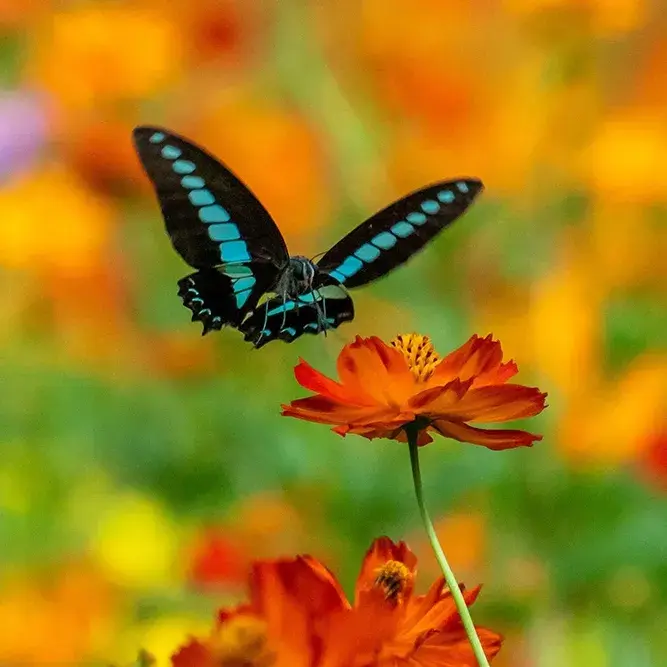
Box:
288, 256, 316, 291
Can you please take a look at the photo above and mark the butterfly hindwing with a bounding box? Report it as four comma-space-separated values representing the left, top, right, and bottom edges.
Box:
316, 179, 483, 289
178, 263, 278, 334
240, 283, 354, 349
132, 126, 289, 270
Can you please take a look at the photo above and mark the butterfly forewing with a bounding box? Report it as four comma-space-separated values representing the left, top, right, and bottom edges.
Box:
316, 179, 483, 289
133, 126, 289, 269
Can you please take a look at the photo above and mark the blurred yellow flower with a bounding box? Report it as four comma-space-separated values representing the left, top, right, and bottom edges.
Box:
115, 616, 211, 667
502, 0, 648, 35
0, 166, 113, 275
91, 492, 179, 589
559, 354, 667, 466
474, 234, 603, 400
26, 4, 183, 110
582, 111, 667, 203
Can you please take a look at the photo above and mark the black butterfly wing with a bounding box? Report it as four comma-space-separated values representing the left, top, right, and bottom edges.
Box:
133, 126, 290, 332
177, 264, 280, 334
240, 283, 354, 349
316, 179, 483, 288
133, 125, 289, 269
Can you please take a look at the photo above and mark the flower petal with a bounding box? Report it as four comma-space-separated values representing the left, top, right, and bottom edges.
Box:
336, 335, 415, 406
432, 334, 517, 386
294, 358, 372, 406
354, 537, 418, 605
426, 384, 547, 423
432, 420, 542, 450
408, 378, 472, 411
250, 557, 347, 667
171, 639, 213, 667
281, 396, 399, 427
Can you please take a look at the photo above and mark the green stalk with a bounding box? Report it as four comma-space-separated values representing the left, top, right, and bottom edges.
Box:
406, 423, 491, 667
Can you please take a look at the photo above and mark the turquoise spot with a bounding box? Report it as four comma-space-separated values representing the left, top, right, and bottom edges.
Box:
337, 256, 364, 278
282, 327, 297, 337
199, 205, 231, 223
372, 231, 397, 250
390, 221, 415, 238
329, 269, 346, 284
260, 329, 271, 336
161, 145, 182, 160
220, 241, 250, 263
234, 276, 255, 292
297, 292, 319, 304
354, 243, 381, 263
188, 189, 215, 206
149, 132, 165, 144
305, 322, 318, 331
407, 212, 427, 225
421, 200, 440, 214
222, 265, 253, 278
209, 223, 240, 242
437, 190, 455, 204
235, 288, 253, 309
172, 160, 196, 174
267, 300, 296, 317
325, 317, 335, 326
457, 181, 469, 193
181, 176, 205, 189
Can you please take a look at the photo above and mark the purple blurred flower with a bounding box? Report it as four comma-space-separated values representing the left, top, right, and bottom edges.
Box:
0, 90, 50, 182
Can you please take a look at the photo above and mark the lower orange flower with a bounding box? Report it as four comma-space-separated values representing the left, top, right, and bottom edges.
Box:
282, 334, 547, 448
171, 537, 502, 667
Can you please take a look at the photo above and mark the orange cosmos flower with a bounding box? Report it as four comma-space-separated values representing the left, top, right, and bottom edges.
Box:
282, 334, 547, 448
171, 537, 501, 667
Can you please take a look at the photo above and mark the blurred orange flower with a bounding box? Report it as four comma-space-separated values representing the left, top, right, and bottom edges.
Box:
186, 527, 247, 590
171, 537, 502, 667
282, 334, 546, 448
26, 4, 182, 110
638, 428, 667, 492
0, 561, 117, 664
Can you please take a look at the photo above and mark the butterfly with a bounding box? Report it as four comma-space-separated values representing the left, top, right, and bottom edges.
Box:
133, 126, 483, 348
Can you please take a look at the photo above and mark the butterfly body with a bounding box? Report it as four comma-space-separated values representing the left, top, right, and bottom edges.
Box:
133, 126, 483, 348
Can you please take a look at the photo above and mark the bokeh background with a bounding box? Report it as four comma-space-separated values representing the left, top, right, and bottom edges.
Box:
1, 0, 666, 665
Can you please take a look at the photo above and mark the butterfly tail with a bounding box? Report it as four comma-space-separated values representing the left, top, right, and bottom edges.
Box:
177, 269, 241, 335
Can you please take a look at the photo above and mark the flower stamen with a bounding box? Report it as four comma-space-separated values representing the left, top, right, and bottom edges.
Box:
374, 560, 412, 604
391, 334, 441, 382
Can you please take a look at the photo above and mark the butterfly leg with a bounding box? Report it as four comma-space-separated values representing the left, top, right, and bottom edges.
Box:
255, 302, 271, 347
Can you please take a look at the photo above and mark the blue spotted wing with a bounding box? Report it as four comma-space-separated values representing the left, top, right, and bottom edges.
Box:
133, 126, 289, 331
316, 179, 483, 288
240, 282, 354, 348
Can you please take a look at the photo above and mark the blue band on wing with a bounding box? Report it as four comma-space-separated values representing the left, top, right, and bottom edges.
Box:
155, 142, 256, 278
327, 188, 461, 284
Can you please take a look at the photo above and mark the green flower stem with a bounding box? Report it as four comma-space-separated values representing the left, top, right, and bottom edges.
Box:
407, 424, 491, 667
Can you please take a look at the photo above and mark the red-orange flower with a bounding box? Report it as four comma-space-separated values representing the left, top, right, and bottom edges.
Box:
282, 334, 547, 448
171, 537, 502, 667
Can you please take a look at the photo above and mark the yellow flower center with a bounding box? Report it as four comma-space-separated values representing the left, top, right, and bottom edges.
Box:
209, 615, 274, 667
391, 334, 441, 382
374, 560, 412, 604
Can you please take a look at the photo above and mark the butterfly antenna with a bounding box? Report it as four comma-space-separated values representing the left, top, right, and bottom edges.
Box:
309, 250, 327, 263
